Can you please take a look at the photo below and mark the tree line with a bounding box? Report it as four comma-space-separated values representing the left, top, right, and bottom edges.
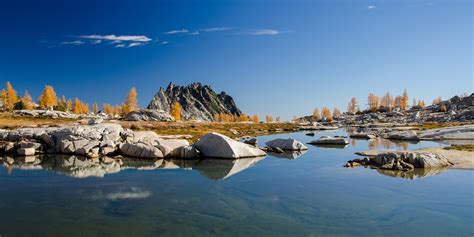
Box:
0, 81, 138, 116
1, 81, 283, 123
308, 89, 445, 122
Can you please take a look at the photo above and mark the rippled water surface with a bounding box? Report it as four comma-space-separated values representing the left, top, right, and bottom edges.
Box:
0, 130, 472, 237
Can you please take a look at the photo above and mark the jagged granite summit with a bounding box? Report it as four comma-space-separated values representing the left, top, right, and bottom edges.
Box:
147, 82, 242, 121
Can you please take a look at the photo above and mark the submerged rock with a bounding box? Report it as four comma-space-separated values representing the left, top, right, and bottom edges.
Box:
194, 133, 266, 158
265, 138, 308, 151
349, 133, 376, 139
308, 136, 349, 145
347, 150, 452, 171
384, 130, 420, 141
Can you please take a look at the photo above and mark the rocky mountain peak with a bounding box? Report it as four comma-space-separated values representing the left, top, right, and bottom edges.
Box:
147, 82, 242, 121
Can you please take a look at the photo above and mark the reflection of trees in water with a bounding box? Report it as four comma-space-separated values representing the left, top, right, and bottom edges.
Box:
380, 139, 393, 149
368, 139, 378, 150
367, 138, 411, 151
350, 139, 357, 147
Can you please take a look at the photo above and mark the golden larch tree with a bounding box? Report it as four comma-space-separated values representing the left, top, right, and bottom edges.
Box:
321, 107, 332, 122
418, 100, 426, 108
395, 96, 403, 109
120, 104, 129, 116
401, 89, 409, 109
92, 103, 99, 114
440, 104, 447, 112
3, 81, 18, 111
73, 98, 82, 114
38, 85, 57, 109
312, 108, 320, 120
367, 93, 379, 112
265, 115, 273, 123
251, 114, 259, 123
170, 101, 181, 121
347, 97, 359, 114
432, 96, 442, 105
213, 113, 221, 122
66, 99, 73, 112
332, 107, 341, 118
21, 91, 34, 110
82, 102, 89, 114
125, 87, 138, 112
114, 105, 120, 116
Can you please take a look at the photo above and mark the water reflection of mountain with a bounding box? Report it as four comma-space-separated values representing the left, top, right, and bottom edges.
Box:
2, 155, 266, 180
267, 150, 308, 159
376, 167, 448, 179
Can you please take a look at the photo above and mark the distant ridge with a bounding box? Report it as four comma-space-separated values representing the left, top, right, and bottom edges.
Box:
147, 82, 242, 121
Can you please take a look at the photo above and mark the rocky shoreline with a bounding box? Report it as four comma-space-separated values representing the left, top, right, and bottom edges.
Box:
0, 122, 270, 160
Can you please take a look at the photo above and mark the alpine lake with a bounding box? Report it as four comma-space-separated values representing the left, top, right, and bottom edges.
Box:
0, 129, 472, 237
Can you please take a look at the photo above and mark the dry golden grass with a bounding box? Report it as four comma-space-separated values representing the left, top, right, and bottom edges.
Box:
118, 121, 298, 142
0, 112, 298, 143
0, 112, 78, 129
416, 122, 468, 130
444, 144, 474, 152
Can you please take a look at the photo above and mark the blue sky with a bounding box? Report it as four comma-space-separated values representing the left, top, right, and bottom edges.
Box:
0, 0, 472, 119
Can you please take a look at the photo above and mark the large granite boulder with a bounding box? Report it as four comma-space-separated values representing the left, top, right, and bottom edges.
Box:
123, 109, 174, 122
119, 143, 164, 158
384, 130, 420, 141
194, 133, 266, 158
13, 110, 78, 119
265, 138, 308, 151
419, 125, 474, 140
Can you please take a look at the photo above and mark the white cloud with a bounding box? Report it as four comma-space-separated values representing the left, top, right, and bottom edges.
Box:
91, 187, 152, 201
161, 41, 169, 45
251, 29, 280, 35
127, 42, 144, 47
188, 31, 200, 35
115, 44, 126, 48
80, 34, 152, 42
200, 27, 231, 32
91, 40, 102, 44
61, 40, 85, 45
368, 5, 376, 10
165, 29, 189, 35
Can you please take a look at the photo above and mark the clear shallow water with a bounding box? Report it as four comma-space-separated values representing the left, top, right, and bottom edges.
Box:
0, 130, 472, 237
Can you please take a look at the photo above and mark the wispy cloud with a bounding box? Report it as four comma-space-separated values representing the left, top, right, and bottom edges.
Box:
250, 29, 281, 35
114, 42, 145, 48
61, 40, 85, 45
91, 187, 152, 201
200, 27, 231, 32
165, 29, 189, 35
188, 31, 200, 35
80, 34, 152, 42
367, 5, 376, 10
161, 41, 169, 45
